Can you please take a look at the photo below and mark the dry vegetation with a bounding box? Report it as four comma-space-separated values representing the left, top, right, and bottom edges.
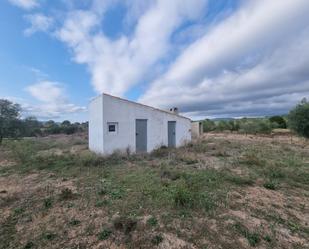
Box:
0, 132, 309, 249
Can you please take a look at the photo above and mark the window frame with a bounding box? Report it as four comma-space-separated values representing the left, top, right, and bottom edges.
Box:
107, 122, 118, 134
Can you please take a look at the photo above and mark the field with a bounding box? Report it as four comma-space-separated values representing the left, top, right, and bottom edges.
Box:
0, 132, 309, 249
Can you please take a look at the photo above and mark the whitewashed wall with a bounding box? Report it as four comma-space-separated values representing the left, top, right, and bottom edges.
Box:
191, 121, 203, 139
88, 96, 104, 153
89, 94, 191, 155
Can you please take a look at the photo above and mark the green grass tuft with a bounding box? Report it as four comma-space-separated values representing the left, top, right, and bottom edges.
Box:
98, 229, 112, 240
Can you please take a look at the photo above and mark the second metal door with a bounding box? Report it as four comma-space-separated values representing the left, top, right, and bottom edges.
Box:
168, 121, 176, 148
136, 119, 147, 153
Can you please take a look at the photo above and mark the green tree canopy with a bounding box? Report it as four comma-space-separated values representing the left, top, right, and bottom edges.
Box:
288, 98, 309, 138
0, 99, 21, 144
269, 115, 287, 129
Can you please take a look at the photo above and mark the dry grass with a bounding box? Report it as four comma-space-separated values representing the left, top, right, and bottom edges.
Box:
0, 133, 308, 249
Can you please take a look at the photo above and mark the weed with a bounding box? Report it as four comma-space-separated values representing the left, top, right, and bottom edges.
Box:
287, 221, 300, 233
113, 216, 137, 234
263, 181, 277, 190
179, 156, 199, 165
151, 234, 163, 245
172, 184, 193, 208
266, 166, 285, 179
95, 199, 110, 207
8, 140, 37, 164
23, 241, 34, 249
78, 153, 105, 167
13, 207, 24, 215
69, 219, 81, 226
247, 232, 260, 247
233, 222, 260, 247
225, 175, 254, 186
147, 216, 158, 227
42, 232, 57, 241
59, 188, 75, 200
43, 197, 53, 209
110, 189, 124, 199
241, 150, 265, 166
151, 146, 170, 158
98, 228, 112, 240
160, 169, 180, 181
263, 235, 272, 243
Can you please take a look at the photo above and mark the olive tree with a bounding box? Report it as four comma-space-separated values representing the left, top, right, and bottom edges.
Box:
0, 99, 21, 144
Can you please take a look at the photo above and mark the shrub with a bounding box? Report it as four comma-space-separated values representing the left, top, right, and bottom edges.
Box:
269, 116, 287, 129
263, 181, 277, 190
151, 146, 170, 158
13, 207, 25, 215
288, 98, 309, 138
203, 119, 216, 132
43, 198, 53, 209
42, 232, 57, 241
239, 119, 272, 135
113, 216, 137, 234
151, 234, 163, 245
225, 175, 254, 186
8, 140, 37, 164
79, 153, 105, 167
59, 188, 75, 200
24, 241, 35, 249
215, 120, 232, 132
147, 216, 158, 227
98, 229, 112, 240
234, 222, 260, 247
172, 184, 193, 208
228, 120, 240, 132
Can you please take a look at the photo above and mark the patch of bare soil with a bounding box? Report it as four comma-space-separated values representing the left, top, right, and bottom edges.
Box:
205, 132, 309, 148
227, 186, 309, 248
158, 233, 196, 249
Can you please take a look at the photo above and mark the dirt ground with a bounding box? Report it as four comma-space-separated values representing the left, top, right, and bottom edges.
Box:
0, 132, 308, 249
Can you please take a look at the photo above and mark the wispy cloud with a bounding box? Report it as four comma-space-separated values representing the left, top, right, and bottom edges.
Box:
9, 0, 309, 118
8, 0, 38, 10
140, 0, 309, 118
56, 0, 208, 96
24, 81, 86, 119
24, 14, 54, 36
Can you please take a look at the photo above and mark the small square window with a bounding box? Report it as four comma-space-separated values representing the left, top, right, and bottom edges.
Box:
109, 124, 116, 132
107, 122, 118, 134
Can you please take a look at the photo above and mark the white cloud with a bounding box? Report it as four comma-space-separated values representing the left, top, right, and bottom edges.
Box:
12, 0, 309, 118
24, 14, 54, 36
139, 0, 309, 118
8, 0, 38, 10
25, 81, 86, 119
56, 0, 208, 96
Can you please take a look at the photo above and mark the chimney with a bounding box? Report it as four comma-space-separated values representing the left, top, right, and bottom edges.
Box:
169, 107, 179, 114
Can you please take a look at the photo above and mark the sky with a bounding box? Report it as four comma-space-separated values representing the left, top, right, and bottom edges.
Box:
1, 0, 309, 121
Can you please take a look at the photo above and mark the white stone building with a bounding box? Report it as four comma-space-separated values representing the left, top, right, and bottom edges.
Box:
89, 93, 192, 155
191, 121, 203, 139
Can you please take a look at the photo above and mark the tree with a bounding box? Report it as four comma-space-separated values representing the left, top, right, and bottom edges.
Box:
61, 120, 71, 127
23, 116, 41, 137
239, 119, 272, 135
215, 120, 231, 132
0, 99, 21, 144
202, 119, 216, 132
288, 98, 309, 138
269, 115, 287, 129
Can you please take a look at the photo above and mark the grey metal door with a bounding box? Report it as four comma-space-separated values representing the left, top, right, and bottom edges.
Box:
168, 121, 176, 148
136, 119, 147, 153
